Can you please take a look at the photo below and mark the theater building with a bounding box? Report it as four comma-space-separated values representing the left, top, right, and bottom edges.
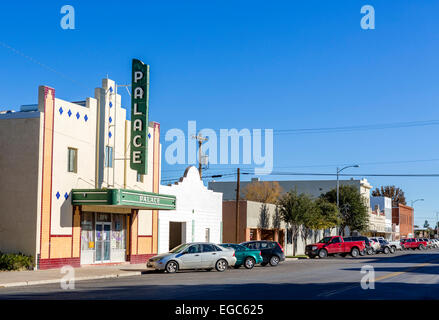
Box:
0, 75, 176, 269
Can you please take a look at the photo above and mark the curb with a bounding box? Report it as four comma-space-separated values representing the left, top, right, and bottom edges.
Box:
0, 271, 142, 288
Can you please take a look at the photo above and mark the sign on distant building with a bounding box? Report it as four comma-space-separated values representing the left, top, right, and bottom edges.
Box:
130, 59, 150, 174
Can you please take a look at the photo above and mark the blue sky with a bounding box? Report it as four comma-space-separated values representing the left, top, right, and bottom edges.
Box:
1, 1, 438, 226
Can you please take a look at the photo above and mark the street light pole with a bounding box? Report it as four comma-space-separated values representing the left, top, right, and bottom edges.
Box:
410, 199, 424, 238
336, 165, 360, 208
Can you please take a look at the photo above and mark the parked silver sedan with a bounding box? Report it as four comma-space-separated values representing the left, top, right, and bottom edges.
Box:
147, 242, 237, 273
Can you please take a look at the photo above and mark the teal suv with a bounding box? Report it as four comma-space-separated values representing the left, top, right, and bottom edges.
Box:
219, 243, 263, 269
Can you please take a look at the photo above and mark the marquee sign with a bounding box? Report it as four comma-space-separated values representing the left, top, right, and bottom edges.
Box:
71, 189, 176, 210
130, 59, 150, 174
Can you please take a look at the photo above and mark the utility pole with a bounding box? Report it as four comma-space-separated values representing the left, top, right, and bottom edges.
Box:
235, 168, 240, 243
192, 134, 208, 178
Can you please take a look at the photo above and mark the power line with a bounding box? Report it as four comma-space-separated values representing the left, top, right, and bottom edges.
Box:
240, 171, 439, 177
160, 119, 439, 138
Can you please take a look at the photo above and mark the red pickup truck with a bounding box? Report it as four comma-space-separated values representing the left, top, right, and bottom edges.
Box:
305, 236, 366, 259
402, 238, 428, 250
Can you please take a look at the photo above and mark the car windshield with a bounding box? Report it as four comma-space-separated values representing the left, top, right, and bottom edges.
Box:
169, 243, 190, 253
319, 237, 332, 244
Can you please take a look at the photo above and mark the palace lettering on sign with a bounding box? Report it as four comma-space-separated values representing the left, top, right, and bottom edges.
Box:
130, 59, 150, 174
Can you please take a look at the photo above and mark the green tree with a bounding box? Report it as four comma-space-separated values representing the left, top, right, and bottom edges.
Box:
314, 198, 341, 230
299, 197, 321, 247
278, 190, 313, 256
371, 185, 406, 206
321, 185, 369, 236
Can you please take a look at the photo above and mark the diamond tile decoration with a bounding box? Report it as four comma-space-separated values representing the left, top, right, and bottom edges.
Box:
148, 133, 151, 139
68, 109, 72, 117
109, 131, 112, 138
84, 114, 88, 122
56, 191, 60, 200
109, 102, 113, 108
76, 112, 80, 119
109, 116, 112, 123
64, 192, 69, 200
59, 107, 63, 115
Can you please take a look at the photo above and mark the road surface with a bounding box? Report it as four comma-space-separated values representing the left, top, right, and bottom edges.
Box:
1, 249, 438, 299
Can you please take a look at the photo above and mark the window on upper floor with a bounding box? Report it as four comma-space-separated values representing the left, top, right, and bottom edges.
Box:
105, 146, 113, 168
68, 147, 77, 173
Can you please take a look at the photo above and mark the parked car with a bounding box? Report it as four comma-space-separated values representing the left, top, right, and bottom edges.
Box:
305, 236, 366, 259
369, 238, 381, 253
431, 239, 439, 248
344, 236, 374, 255
388, 240, 403, 251
146, 242, 237, 273
400, 239, 408, 250
219, 243, 263, 269
376, 239, 393, 254
240, 240, 285, 266
403, 238, 428, 250
420, 238, 433, 248
371, 238, 394, 254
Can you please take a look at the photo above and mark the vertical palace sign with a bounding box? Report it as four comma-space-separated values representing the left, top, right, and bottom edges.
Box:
130, 59, 150, 174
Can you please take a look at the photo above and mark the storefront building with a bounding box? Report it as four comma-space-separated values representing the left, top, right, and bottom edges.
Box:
222, 200, 287, 248
158, 166, 223, 253
0, 74, 175, 269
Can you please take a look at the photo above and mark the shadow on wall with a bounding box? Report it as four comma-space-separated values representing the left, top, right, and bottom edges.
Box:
258, 204, 270, 229
60, 192, 73, 228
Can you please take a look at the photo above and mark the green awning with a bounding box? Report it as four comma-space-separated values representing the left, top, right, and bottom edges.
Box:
71, 188, 176, 210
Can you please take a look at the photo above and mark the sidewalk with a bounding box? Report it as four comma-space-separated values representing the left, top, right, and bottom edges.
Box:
0, 263, 149, 288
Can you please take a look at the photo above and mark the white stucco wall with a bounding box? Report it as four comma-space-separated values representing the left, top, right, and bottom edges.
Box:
158, 166, 223, 253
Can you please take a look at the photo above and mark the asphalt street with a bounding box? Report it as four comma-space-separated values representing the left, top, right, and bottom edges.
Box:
1, 249, 439, 300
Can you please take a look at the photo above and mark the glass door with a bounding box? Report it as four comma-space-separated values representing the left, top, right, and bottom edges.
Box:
95, 222, 111, 263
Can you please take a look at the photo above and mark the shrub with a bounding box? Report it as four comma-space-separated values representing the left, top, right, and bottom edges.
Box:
0, 252, 34, 271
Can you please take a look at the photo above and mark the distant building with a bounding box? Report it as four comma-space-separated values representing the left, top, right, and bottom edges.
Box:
209, 178, 372, 205
392, 204, 414, 239
370, 196, 393, 239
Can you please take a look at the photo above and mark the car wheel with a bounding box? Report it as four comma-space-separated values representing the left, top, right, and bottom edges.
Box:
269, 256, 280, 266
351, 247, 360, 258
419, 244, 425, 250
390, 246, 396, 253
165, 260, 179, 273
215, 259, 228, 272
367, 248, 374, 255
318, 249, 328, 259
384, 247, 390, 254
244, 257, 256, 269
359, 250, 365, 256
